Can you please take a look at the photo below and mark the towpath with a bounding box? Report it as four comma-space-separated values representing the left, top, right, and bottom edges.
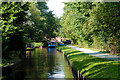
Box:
67, 45, 120, 61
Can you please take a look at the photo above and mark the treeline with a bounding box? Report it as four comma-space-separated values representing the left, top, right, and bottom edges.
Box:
1, 2, 60, 61
56, 2, 120, 54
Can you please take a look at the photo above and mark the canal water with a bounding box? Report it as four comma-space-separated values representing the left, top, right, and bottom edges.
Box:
4, 48, 74, 80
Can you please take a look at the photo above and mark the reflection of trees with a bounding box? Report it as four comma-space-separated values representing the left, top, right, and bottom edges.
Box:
47, 48, 74, 78
10, 48, 73, 79
55, 50, 74, 78
47, 48, 56, 74
25, 50, 33, 79
33, 48, 48, 78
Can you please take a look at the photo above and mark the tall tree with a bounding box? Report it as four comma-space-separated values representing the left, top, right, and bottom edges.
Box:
28, 2, 59, 42
57, 2, 120, 54
1, 2, 30, 59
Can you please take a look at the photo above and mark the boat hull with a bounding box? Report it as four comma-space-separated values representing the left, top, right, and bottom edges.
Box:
26, 48, 35, 51
48, 41, 58, 48
48, 45, 56, 48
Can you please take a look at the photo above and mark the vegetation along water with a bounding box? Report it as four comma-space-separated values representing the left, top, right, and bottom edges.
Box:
1, 1, 120, 80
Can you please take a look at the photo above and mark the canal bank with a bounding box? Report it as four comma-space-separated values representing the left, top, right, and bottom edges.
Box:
2, 48, 74, 80
56, 48, 85, 80
57, 46, 119, 80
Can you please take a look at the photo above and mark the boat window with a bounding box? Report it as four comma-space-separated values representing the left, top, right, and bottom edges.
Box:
27, 44, 31, 47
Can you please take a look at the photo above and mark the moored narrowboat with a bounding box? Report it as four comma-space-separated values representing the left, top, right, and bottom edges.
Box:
26, 44, 35, 50
48, 41, 57, 48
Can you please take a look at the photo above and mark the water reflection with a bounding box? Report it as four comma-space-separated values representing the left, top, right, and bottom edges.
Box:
3, 48, 73, 80
26, 51, 32, 58
48, 48, 55, 56
47, 48, 73, 78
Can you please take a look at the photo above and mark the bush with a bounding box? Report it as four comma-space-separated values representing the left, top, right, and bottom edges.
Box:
33, 42, 44, 47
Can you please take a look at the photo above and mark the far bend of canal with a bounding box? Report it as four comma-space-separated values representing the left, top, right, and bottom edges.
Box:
4, 48, 74, 80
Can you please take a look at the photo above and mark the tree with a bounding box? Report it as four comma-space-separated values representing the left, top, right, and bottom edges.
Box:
1, 2, 30, 59
89, 2, 120, 53
28, 2, 59, 42
58, 2, 120, 54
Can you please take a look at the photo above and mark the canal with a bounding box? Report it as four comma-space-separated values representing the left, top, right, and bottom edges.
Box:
4, 48, 74, 80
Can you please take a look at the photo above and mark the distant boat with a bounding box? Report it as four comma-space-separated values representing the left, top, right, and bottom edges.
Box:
48, 41, 58, 48
26, 44, 35, 50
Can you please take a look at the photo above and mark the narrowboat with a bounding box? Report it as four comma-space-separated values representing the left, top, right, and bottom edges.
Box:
26, 44, 35, 50
48, 41, 58, 48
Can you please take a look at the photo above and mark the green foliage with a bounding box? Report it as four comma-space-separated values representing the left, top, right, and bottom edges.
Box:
57, 2, 120, 54
33, 42, 44, 47
27, 2, 60, 42
2, 2, 60, 63
1, 2, 30, 36
2, 2, 30, 60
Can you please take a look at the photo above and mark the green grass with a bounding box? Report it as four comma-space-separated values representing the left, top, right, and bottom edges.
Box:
57, 46, 120, 79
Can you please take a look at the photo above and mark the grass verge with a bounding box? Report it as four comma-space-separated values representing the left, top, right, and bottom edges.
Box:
57, 46, 120, 79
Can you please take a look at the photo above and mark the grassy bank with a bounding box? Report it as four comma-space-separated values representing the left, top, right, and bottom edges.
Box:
57, 46, 119, 79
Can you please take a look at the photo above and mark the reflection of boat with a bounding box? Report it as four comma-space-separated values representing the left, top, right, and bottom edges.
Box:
26, 44, 35, 50
59, 43, 65, 46
26, 51, 32, 57
48, 41, 58, 48
48, 48, 55, 55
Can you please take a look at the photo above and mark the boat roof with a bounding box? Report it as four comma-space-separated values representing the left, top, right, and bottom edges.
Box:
48, 41, 56, 43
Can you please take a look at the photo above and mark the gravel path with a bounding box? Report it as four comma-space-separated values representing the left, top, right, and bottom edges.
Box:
67, 45, 120, 61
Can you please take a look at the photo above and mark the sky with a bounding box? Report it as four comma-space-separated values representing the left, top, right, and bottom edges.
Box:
46, 0, 69, 18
